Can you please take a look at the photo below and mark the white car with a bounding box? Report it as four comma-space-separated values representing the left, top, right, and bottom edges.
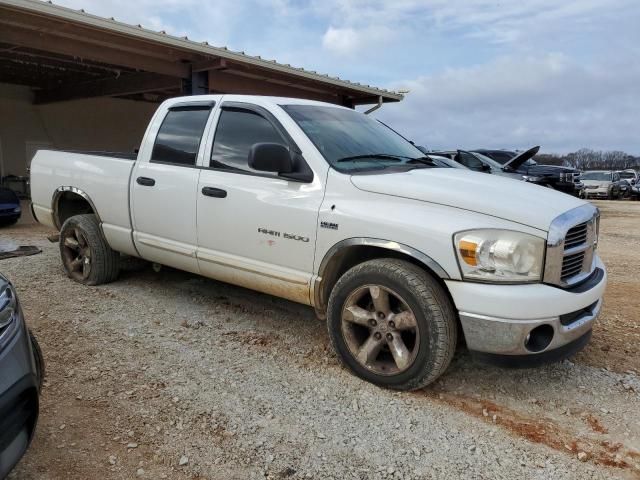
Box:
30, 95, 606, 390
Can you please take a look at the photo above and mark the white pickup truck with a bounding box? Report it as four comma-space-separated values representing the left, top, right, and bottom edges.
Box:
31, 95, 606, 390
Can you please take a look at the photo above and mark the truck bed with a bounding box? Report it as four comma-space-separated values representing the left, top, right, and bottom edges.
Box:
30, 149, 137, 256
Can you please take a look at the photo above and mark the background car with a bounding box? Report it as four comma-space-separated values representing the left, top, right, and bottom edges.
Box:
430, 149, 530, 181
580, 171, 624, 199
0, 188, 22, 226
618, 169, 639, 186
471, 148, 582, 194
0, 273, 43, 479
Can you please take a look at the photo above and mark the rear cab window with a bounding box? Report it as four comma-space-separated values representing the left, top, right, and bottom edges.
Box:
151, 107, 212, 166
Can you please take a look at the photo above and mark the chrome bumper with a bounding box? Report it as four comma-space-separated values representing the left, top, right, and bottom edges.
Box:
459, 299, 601, 356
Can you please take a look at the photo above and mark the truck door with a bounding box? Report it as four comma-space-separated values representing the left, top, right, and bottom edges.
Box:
195, 102, 323, 304
130, 103, 213, 273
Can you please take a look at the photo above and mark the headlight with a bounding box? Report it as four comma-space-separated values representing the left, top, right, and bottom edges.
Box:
454, 230, 545, 282
0, 282, 17, 329
522, 175, 542, 182
13, 206, 21, 213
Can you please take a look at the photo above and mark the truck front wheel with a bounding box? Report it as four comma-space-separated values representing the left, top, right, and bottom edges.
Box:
327, 259, 457, 390
59, 214, 120, 285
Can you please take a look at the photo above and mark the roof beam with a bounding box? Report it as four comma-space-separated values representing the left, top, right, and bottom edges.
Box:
192, 58, 228, 72
0, 23, 191, 78
34, 71, 182, 104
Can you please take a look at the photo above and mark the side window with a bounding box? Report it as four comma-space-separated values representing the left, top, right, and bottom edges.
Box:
457, 152, 484, 170
210, 109, 285, 174
151, 107, 211, 166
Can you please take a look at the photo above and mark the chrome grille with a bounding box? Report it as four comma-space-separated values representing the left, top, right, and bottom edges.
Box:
544, 205, 599, 288
564, 223, 588, 249
561, 251, 586, 280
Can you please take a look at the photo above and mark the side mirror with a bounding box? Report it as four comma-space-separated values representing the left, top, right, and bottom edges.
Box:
481, 164, 491, 172
248, 143, 293, 174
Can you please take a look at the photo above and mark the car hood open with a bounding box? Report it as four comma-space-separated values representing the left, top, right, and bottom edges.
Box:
502, 146, 540, 171
350, 168, 585, 231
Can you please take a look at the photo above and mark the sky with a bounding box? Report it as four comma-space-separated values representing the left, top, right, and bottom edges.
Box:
52, 0, 640, 154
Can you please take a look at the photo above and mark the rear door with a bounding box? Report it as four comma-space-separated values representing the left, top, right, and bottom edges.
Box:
131, 102, 214, 273
195, 102, 323, 304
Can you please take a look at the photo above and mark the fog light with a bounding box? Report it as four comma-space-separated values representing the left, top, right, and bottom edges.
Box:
524, 324, 554, 353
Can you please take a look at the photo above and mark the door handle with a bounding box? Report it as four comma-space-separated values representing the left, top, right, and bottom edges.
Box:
201, 187, 227, 198
136, 176, 156, 187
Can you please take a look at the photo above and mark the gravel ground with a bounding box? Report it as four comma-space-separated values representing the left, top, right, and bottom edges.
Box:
3, 200, 640, 480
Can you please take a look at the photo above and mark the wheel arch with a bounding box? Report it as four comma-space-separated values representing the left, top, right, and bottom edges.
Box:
52, 186, 101, 230
313, 238, 451, 317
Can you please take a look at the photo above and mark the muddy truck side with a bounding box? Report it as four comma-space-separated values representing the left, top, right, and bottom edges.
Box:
30, 95, 607, 390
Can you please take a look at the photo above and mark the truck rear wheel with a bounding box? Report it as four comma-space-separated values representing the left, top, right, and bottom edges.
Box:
327, 258, 457, 391
59, 214, 119, 285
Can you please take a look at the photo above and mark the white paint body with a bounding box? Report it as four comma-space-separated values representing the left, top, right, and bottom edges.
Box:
30, 95, 606, 355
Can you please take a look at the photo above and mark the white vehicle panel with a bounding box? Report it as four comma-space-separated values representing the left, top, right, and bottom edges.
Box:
30, 150, 136, 254
315, 169, 547, 281
350, 167, 583, 232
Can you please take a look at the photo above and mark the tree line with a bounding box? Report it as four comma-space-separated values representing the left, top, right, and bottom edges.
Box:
536, 149, 640, 170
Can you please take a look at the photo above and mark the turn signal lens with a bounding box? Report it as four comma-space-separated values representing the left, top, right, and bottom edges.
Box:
458, 240, 478, 266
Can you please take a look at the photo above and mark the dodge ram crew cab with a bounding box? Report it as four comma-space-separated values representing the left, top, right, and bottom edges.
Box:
30, 95, 607, 390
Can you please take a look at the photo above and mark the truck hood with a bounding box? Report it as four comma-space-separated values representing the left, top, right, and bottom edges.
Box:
522, 164, 578, 175
350, 168, 585, 232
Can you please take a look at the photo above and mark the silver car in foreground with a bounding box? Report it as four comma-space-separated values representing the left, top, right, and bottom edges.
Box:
0, 274, 44, 478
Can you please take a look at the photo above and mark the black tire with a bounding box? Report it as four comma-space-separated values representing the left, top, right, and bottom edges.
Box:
29, 330, 45, 392
59, 214, 119, 285
327, 258, 457, 391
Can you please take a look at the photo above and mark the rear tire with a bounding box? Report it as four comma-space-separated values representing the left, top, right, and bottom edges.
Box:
327, 258, 457, 391
59, 214, 120, 285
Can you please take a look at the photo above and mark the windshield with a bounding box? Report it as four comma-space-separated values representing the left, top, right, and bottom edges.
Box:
619, 171, 636, 179
582, 171, 612, 181
281, 104, 426, 171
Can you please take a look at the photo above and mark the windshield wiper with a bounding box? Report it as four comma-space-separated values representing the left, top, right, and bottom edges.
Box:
405, 156, 436, 166
336, 154, 404, 163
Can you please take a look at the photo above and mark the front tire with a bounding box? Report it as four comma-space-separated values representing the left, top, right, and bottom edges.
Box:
59, 214, 119, 285
327, 259, 457, 391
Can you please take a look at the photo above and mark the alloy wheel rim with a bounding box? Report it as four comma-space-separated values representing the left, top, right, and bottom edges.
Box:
62, 228, 92, 281
340, 284, 420, 376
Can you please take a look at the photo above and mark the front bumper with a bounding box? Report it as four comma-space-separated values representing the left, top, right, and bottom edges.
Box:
445, 256, 606, 362
583, 188, 609, 198
0, 307, 40, 479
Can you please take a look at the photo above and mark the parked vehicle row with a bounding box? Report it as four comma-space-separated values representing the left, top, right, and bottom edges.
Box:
30, 94, 606, 391
419, 145, 638, 201
579, 169, 640, 200
422, 147, 583, 195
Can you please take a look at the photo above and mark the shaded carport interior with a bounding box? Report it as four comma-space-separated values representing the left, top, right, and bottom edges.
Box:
0, 0, 402, 188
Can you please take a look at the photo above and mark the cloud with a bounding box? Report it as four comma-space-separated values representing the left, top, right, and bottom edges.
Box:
376, 54, 640, 154
49, 0, 640, 153
322, 25, 393, 56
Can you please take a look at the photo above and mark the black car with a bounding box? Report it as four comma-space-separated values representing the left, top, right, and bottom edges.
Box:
472, 147, 582, 195
0, 274, 44, 478
0, 188, 22, 226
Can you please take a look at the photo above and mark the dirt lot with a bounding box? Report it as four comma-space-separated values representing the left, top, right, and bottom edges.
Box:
3, 200, 640, 480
